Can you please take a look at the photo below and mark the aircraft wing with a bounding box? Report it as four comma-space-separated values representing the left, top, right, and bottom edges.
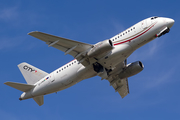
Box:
104, 61, 129, 98
109, 78, 129, 98
28, 31, 93, 65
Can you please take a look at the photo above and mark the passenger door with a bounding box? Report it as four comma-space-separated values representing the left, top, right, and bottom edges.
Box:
141, 20, 147, 29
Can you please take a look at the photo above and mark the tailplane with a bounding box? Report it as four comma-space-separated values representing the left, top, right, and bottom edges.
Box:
33, 95, 44, 106
4, 82, 34, 92
4, 81, 44, 106
18, 62, 48, 85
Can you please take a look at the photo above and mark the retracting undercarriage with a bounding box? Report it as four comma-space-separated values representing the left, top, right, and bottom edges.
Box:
92, 61, 144, 81
89, 39, 144, 80
156, 27, 170, 37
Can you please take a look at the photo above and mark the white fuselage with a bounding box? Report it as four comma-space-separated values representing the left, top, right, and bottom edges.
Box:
21, 17, 174, 100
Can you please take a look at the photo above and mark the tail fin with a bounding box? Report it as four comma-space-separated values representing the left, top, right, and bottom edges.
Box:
18, 62, 48, 85
4, 82, 34, 92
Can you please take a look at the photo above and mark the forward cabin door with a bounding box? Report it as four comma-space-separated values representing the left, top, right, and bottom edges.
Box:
141, 20, 147, 29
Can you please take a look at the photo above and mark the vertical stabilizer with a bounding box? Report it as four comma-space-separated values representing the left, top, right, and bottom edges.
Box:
18, 62, 49, 85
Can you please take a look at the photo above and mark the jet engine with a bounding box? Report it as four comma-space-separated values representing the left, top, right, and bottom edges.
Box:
118, 61, 144, 79
87, 39, 113, 57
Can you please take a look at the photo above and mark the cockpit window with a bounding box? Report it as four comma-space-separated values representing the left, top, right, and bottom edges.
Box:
151, 16, 158, 20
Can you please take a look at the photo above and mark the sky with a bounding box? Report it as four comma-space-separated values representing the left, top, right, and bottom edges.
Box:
0, 0, 180, 120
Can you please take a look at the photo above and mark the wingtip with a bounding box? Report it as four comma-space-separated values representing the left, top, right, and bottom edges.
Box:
4, 81, 12, 85
28, 31, 39, 35
4, 82, 9, 85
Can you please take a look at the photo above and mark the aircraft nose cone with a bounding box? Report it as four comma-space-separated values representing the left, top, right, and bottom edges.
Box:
167, 18, 175, 28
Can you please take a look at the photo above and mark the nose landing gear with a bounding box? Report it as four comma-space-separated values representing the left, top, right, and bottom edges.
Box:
156, 27, 170, 37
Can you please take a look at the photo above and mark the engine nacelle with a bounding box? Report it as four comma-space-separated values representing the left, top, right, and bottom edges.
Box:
87, 39, 113, 57
118, 61, 144, 79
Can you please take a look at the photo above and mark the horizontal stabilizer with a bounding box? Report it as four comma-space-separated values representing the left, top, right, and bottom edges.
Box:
33, 95, 44, 106
4, 82, 34, 92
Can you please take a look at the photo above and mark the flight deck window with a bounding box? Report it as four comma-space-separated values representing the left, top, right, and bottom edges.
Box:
74, 61, 76, 63
151, 16, 158, 20
154, 16, 158, 19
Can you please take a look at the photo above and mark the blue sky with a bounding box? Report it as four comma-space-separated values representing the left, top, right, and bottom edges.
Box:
1, 0, 180, 120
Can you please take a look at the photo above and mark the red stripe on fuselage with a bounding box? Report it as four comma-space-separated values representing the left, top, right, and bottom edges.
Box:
114, 23, 156, 46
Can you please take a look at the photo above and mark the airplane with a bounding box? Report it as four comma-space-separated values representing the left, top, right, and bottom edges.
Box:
4, 16, 174, 106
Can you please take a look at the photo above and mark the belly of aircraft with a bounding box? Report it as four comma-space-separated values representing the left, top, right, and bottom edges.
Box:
98, 43, 134, 69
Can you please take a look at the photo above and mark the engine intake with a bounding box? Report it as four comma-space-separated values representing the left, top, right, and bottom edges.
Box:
118, 61, 144, 79
87, 39, 113, 57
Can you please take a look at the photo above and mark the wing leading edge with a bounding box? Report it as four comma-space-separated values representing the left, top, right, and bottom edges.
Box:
28, 31, 93, 65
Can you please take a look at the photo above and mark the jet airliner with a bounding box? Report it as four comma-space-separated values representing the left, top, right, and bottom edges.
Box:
5, 16, 174, 106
